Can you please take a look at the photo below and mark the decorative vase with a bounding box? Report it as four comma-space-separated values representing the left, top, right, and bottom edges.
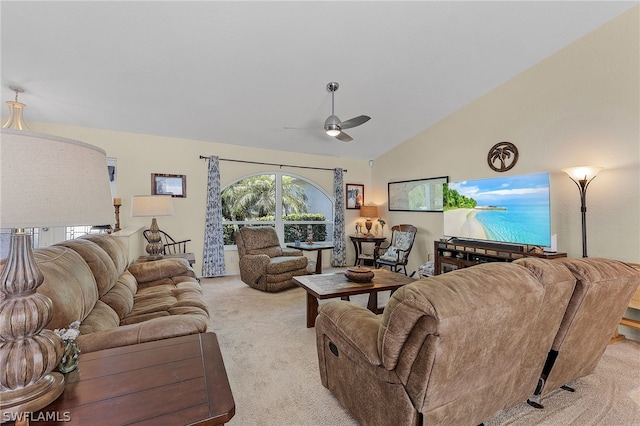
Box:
58, 341, 80, 374
306, 225, 313, 243
294, 240, 301, 247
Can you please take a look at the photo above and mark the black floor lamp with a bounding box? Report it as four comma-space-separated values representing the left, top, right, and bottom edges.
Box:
562, 166, 603, 258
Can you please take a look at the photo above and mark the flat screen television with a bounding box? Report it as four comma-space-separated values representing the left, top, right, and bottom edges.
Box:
443, 172, 551, 247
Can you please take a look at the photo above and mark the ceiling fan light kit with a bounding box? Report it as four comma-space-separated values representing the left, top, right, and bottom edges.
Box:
323, 82, 370, 142
324, 115, 341, 136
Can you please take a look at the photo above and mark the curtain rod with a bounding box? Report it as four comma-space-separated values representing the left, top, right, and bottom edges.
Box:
199, 156, 347, 172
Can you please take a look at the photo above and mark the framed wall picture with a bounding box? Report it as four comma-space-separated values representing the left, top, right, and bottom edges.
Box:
151, 173, 187, 198
346, 184, 364, 209
388, 176, 448, 212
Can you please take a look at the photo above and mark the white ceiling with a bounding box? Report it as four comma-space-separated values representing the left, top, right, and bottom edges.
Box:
1, 1, 636, 160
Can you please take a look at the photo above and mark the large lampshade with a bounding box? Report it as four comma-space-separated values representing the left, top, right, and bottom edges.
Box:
562, 166, 603, 183
1, 129, 114, 228
359, 205, 378, 219
0, 128, 114, 417
359, 205, 379, 236
130, 195, 175, 217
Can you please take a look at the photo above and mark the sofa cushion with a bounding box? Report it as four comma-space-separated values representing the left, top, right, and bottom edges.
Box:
32, 246, 99, 330
80, 234, 130, 274
80, 299, 120, 334
99, 271, 137, 319
239, 227, 281, 251
266, 255, 308, 275
55, 238, 118, 297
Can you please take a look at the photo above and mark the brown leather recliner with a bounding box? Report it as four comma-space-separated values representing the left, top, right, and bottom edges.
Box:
235, 227, 308, 292
316, 260, 577, 426
517, 257, 640, 406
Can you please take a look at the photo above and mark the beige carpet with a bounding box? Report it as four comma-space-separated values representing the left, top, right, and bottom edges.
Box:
201, 274, 640, 426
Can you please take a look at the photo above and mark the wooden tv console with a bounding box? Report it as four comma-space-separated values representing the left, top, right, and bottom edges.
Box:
434, 240, 567, 275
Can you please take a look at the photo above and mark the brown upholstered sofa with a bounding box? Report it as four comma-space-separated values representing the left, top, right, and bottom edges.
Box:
235, 227, 308, 292
315, 257, 640, 426
28, 234, 209, 353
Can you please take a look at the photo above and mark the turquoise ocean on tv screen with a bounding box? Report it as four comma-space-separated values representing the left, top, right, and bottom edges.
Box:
448, 172, 551, 246
475, 204, 551, 246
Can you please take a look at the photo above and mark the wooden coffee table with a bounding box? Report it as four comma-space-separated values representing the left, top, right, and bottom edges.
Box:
293, 269, 415, 327
26, 333, 235, 425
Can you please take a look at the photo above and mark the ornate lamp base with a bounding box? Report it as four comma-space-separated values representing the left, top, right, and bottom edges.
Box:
0, 232, 65, 421
0, 373, 65, 420
144, 217, 164, 260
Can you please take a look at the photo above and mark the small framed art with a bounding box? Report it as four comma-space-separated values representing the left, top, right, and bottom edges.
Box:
346, 183, 364, 209
151, 173, 187, 198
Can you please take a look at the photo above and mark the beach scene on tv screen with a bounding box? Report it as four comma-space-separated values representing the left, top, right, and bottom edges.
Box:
443, 172, 551, 247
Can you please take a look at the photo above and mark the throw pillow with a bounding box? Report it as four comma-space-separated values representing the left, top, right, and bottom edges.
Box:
393, 231, 413, 251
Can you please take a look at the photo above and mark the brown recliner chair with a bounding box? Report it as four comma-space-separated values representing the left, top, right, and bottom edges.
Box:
315, 260, 576, 426
235, 227, 308, 292
518, 257, 640, 407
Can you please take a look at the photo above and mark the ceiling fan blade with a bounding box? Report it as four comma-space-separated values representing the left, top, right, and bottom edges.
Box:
335, 132, 353, 142
283, 126, 321, 130
339, 115, 371, 129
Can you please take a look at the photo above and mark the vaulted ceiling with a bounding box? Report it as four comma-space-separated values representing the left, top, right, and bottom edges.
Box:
1, 1, 635, 160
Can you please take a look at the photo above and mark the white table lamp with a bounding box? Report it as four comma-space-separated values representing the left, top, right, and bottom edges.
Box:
130, 195, 174, 259
0, 129, 114, 417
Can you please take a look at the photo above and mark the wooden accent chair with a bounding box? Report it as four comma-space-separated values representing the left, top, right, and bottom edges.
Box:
374, 224, 417, 275
143, 229, 191, 255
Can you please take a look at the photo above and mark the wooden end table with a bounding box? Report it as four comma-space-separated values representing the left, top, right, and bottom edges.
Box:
285, 242, 334, 274
24, 333, 234, 425
293, 269, 415, 327
349, 235, 386, 266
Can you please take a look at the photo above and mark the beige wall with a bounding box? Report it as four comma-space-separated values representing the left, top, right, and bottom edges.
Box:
21, 7, 639, 287
372, 6, 640, 275
27, 122, 372, 273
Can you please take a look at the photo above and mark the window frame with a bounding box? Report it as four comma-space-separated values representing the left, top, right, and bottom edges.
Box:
222, 171, 334, 248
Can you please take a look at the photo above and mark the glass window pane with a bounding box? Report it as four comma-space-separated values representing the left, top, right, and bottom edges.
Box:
222, 174, 276, 221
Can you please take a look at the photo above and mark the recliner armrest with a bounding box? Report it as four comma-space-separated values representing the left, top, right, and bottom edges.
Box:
316, 301, 382, 366
238, 254, 271, 285
282, 247, 303, 256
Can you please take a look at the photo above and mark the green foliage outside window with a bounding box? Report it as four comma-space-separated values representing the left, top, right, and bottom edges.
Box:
222, 213, 327, 245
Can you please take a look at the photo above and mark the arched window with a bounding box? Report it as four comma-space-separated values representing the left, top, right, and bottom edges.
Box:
222, 172, 334, 246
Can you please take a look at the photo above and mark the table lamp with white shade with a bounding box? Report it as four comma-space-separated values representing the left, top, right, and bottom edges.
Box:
0, 129, 114, 417
359, 205, 379, 236
130, 195, 174, 260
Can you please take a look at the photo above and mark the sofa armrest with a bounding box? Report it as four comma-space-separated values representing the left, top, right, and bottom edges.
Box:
128, 258, 196, 284
316, 300, 381, 366
282, 247, 303, 256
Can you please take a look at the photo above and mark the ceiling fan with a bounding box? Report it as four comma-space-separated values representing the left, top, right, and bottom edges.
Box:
285, 82, 371, 142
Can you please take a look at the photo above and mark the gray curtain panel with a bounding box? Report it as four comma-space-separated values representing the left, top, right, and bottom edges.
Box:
202, 156, 226, 277
331, 168, 346, 266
